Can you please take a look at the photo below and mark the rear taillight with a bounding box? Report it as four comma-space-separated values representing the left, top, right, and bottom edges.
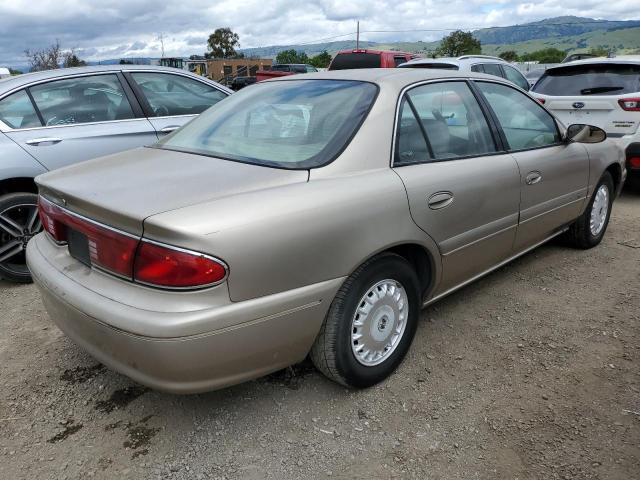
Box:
536, 98, 546, 104
629, 157, 640, 169
38, 196, 227, 288
38, 196, 138, 277
618, 98, 640, 111
134, 241, 227, 288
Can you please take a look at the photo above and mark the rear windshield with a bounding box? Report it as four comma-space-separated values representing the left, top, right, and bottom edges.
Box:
329, 53, 381, 70
270, 65, 292, 72
157, 80, 378, 169
533, 63, 640, 96
398, 63, 459, 70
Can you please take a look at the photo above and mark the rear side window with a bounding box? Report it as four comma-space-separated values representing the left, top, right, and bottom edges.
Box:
502, 65, 530, 90
533, 63, 640, 96
329, 53, 381, 70
394, 56, 408, 67
29, 74, 135, 126
477, 81, 560, 150
481, 63, 503, 78
0, 90, 41, 129
130, 72, 227, 117
395, 81, 496, 164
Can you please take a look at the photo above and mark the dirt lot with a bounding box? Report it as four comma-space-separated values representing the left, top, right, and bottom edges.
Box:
1, 189, 639, 480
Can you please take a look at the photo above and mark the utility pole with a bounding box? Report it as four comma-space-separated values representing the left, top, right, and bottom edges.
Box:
356, 21, 360, 50
158, 33, 165, 58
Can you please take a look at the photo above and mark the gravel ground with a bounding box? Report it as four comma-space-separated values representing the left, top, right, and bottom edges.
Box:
1, 189, 639, 480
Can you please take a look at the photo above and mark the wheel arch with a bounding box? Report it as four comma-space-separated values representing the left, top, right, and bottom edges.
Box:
0, 177, 38, 196
604, 162, 622, 195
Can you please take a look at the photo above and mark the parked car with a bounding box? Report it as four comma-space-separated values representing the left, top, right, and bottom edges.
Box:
230, 76, 257, 90
0, 65, 231, 282
28, 69, 625, 393
255, 64, 318, 82
398, 55, 531, 91
531, 56, 640, 187
328, 49, 419, 70
525, 68, 546, 88
0, 68, 11, 79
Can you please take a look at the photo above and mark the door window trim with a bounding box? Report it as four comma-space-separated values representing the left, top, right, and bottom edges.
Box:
472, 79, 563, 154
0, 71, 145, 132
391, 78, 507, 167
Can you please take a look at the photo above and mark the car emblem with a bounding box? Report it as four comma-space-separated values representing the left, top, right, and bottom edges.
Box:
573, 102, 585, 109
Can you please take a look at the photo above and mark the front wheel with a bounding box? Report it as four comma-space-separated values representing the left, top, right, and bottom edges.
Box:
310, 253, 421, 388
566, 172, 614, 249
0, 192, 41, 283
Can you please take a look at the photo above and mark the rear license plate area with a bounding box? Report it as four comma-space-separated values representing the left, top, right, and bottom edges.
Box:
67, 228, 92, 267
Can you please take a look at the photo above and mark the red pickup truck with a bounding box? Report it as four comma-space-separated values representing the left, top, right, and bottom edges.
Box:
328, 49, 419, 70
256, 64, 318, 82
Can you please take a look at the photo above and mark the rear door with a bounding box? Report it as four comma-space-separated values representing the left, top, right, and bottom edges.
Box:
476, 81, 589, 251
392, 80, 522, 295
3, 73, 157, 171
124, 71, 229, 136
532, 62, 640, 138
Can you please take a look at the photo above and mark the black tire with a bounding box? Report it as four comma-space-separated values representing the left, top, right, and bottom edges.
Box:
310, 252, 421, 388
566, 172, 614, 249
0, 192, 40, 283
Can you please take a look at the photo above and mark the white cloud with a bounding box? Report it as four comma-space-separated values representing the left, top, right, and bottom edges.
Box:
1, 0, 638, 66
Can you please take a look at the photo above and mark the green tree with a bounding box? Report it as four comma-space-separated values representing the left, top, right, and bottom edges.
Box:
436, 30, 481, 57
9, 68, 22, 75
499, 50, 519, 62
275, 49, 309, 64
310, 50, 332, 68
588, 46, 609, 57
520, 48, 566, 63
63, 52, 87, 68
206, 27, 240, 59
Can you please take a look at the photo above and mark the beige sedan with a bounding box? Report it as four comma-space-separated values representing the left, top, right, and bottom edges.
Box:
27, 69, 625, 393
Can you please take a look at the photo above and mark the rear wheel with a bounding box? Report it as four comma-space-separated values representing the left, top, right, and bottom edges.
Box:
310, 253, 421, 388
566, 172, 614, 249
0, 193, 41, 283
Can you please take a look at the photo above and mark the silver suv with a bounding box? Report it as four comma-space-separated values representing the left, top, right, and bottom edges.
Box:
399, 55, 530, 91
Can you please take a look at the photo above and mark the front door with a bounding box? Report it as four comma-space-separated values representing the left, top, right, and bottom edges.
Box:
392, 80, 522, 296
475, 81, 589, 251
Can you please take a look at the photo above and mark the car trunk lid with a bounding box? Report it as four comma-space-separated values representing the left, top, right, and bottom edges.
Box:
36, 147, 309, 235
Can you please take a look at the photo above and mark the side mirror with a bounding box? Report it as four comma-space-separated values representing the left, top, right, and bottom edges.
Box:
565, 124, 607, 144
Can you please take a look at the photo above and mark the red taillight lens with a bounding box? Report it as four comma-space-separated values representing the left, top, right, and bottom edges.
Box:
134, 241, 227, 288
536, 98, 546, 104
629, 157, 640, 169
618, 98, 640, 111
38, 196, 138, 277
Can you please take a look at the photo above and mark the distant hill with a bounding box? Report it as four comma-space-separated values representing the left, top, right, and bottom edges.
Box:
473, 16, 640, 45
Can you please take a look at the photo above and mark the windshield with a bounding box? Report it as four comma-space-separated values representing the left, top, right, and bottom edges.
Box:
533, 63, 640, 96
157, 80, 378, 169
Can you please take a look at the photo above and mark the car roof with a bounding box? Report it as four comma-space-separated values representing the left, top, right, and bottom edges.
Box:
334, 49, 414, 56
549, 55, 640, 70
266, 67, 511, 89
0, 64, 220, 95
401, 55, 506, 68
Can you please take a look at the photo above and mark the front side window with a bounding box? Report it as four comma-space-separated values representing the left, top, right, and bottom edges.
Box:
158, 80, 378, 169
477, 81, 560, 150
29, 74, 135, 126
533, 63, 640, 96
502, 65, 530, 90
0, 90, 41, 129
395, 81, 496, 164
130, 72, 227, 117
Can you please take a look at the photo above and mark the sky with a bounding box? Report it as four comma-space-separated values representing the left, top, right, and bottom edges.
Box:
1, 0, 639, 67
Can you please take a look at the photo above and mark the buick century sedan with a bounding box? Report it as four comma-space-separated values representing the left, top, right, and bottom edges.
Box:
27, 69, 625, 393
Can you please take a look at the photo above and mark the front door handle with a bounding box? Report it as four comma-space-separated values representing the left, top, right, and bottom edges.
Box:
25, 137, 62, 146
526, 171, 542, 185
159, 125, 180, 134
428, 191, 454, 210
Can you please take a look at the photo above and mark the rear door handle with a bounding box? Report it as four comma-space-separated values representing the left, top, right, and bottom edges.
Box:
159, 125, 180, 134
428, 191, 454, 210
25, 137, 62, 146
526, 171, 542, 185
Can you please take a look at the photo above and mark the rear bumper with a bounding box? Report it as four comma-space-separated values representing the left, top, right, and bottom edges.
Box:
27, 234, 343, 393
